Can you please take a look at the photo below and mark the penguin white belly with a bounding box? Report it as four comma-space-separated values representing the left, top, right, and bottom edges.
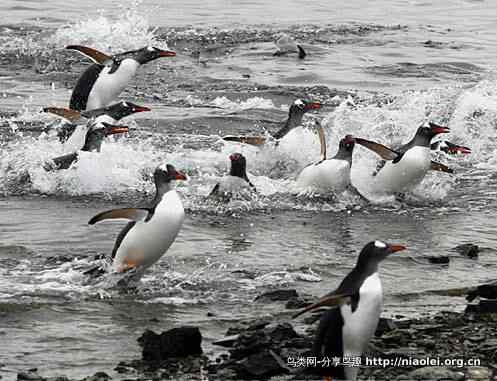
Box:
374, 146, 431, 193
113, 190, 185, 272
340, 272, 383, 380
64, 125, 88, 152
86, 59, 140, 110
297, 159, 350, 193
218, 176, 252, 194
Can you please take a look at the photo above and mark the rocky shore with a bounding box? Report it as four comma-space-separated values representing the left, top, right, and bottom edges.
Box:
11, 281, 497, 381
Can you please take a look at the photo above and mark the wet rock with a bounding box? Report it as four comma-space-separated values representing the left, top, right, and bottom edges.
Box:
426, 256, 450, 265
375, 317, 398, 336
17, 372, 45, 381
236, 349, 290, 379
467, 283, 497, 302
254, 289, 298, 302
453, 243, 479, 258
226, 318, 271, 335
285, 296, 310, 310
138, 326, 202, 362
397, 366, 464, 380
80, 372, 111, 381
466, 366, 492, 380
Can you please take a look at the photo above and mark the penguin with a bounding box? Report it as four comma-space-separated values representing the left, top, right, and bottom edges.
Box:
43, 101, 150, 142
273, 33, 306, 59
430, 140, 471, 155
209, 153, 255, 201
293, 240, 406, 381
44, 122, 129, 170
297, 125, 355, 193
88, 164, 186, 273
355, 122, 454, 193
222, 99, 321, 146
66, 45, 176, 111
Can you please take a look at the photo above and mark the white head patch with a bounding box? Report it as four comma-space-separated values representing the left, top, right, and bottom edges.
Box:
147, 46, 154, 52
122, 101, 128, 107
294, 99, 304, 106
374, 240, 387, 248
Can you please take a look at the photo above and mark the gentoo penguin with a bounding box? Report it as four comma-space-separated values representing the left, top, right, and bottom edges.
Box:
273, 33, 306, 59
430, 140, 471, 155
45, 122, 129, 170
297, 125, 355, 193
88, 164, 186, 273
209, 153, 255, 201
43, 101, 150, 142
222, 99, 321, 146
355, 122, 453, 193
66, 45, 176, 111
293, 240, 406, 381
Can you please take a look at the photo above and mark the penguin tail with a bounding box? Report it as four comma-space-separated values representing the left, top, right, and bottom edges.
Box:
297, 44, 306, 59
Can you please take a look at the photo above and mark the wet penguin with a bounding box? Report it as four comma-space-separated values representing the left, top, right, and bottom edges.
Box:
297, 125, 356, 193
88, 164, 187, 273
45, 122, 129, 170
44, 100, 150, 142
355, 122, 453, 193
209, 153, 255, 201
293, 240, 406, 381
430, 140, 471, 155
222, 99, 321, 146
66, 45, 176, 111
273, 33, 306, 59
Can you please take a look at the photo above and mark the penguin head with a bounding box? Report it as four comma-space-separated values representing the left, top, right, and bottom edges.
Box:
414, 122, 450, 145
288, 99, 321, 119
229, 153, 248, 178
83, 122, 129, 152
334, 135, 355, 161
154, 164, 187, 187
133, 46, 176, 64
357, 240, 406, 269
106, 101, 151, 120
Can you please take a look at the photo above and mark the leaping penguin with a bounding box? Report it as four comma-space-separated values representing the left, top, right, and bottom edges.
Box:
88, 164, 187, 273
273, 33, 306, 59
43, 101, 150, 142
355, 122, 454, 194
209, 153, 255, 201
293, 240, 406, 381
66, 45, 176, 111
222, 99, 321, 146
44, 121, 129, 170
297, 125, 356, 194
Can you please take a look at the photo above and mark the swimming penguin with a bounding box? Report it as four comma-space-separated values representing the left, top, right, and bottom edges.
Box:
43, 101, 150, 142
355, 122, 454, 194
45, 122, 129, 170
209, 153, 255, 201
273, 33, 306, 59
293, 240, 406, 381
66, 45, 176, 111
88, 164, 186, 273
430, 140, 471, 155
297, 125, 355, 193
222, 99, 321, 146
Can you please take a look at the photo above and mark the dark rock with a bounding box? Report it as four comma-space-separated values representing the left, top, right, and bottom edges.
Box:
236, 349, 290, 379
375, 318, 398, 336
114, 362, 133, 374
138, 326, 202, 362
213, 334, 239, 348
453, 243, 479, 258
467, 283, 497, 302
466, 300, 497, 314
226, 318, 271, 335
285, 296, 311, 310
426, 256, 450, 265
80, 372, 111, 381
254, 289, 298, 302
17, 372, 45, 381
397, 366, 464, 380
264, 323, 298, 342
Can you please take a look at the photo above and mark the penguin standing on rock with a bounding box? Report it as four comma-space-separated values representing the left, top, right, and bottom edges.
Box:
222, 99, 321, 146
66, 45, 176, 111
209, 153, 255, 201
293, 240, 407, 381
88, 164, 187, 274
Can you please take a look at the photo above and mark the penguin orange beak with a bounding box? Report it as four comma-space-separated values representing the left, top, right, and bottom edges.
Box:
429, 122, 450, 135
304, 102, 321, 111
448, 145, 471, 155
388, 244, 407, 254
159, 50, 176, 57
105, 125, 129, 136
173, 170, 187, 181
133, 105, 151, 113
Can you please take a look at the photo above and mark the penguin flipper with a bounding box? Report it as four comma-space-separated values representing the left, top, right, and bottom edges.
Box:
292, 292, 352, 319
44, 152, 79, 171
43, 107, 82, 123
430, 161, 454, 174
222, 135, 267, 146
355, 138, 399, 161
65, 45, 113, 65
88, 208, 151, 225
317, 123, 327, 161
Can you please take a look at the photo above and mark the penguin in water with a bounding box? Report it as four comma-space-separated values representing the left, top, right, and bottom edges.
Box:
430, 140, 471, 155
88, 164, 186, 274
297, 124, 356, 194
66, 45, 176, 111
43, 100, 150, 142
209, 153, 255, 201
273, 33, 306, 59
44, 121, 129, 170
222, 99, 321, 146
355, 122, 454, 194
293, 240, 406, 381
